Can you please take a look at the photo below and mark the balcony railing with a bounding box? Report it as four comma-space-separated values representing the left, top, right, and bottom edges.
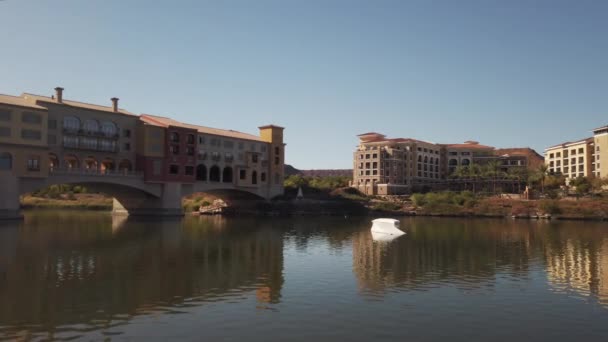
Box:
49, 167, 143, 178
62, 128, 120, 139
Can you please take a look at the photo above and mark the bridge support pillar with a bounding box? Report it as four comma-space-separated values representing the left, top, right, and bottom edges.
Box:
112, 182, 184, 217
0, 175, 22, 220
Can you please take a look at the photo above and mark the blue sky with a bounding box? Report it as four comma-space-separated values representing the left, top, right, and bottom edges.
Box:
1, 0, 607, 169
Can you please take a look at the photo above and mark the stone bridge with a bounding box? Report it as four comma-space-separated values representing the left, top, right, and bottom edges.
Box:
1, 168, 275, 219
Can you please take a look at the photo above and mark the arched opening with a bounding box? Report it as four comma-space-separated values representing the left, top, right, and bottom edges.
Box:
417, 155, 422, 162
84, 156, 98, 172
101, 121, 118, 137
209, 165, 220, 182
252, 171, 257, 185
196, 164, 207, 181
424, 156, 428, 163
118, 159, 132, 173
63, 116, 80, 131
101, 158, 115, 174
64, 154, 79, 169
449, 159, 458, 166
0, 152, 12, 170
222, 167, 233, 183
83, 119, 100, 134
462, 159, 471, 166
49, 153, 59, 171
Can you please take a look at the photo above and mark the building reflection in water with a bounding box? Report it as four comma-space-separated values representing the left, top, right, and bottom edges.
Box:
543, 226, 608, 307
353, 218, 538, 295
0, 212, 284, 340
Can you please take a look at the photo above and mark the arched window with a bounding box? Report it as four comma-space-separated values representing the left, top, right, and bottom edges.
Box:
83, 119, 99, 133
119, 159, 132, 172
64, 154, 79, 169
196, 164, 207, 181
101, 158, 115, 173
63, 116, 80, 131
252, 171, 257, 185
170, 132, 180, 143
418, 155, 422, 162
49, 153, 59, 171
101, 121, 117, 137
424, 156, 428, 163
462, 159, 471, 166
84, 156, 98, 171
209, 165, 220, 182
222, 167, 233, 183
449, 159, 458, 166
261, 172, 266, 182
0, 152, 12, 170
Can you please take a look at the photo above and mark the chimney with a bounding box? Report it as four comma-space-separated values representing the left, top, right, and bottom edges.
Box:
111, 97, 119, 112
54, 87, 64, 103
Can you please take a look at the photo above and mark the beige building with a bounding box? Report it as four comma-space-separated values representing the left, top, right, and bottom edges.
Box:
593, 125, 608, 179
353, 132, 539, 195
544, 138, 594, 179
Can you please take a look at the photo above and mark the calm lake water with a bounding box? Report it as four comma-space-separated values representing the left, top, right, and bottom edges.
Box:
1, 212, 608, 341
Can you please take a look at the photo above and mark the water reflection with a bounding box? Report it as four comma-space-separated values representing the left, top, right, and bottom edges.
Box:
543, 225, 608, 307
0, 212, 284, 340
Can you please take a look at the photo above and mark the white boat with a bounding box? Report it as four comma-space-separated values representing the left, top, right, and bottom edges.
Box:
370, 218, 405, 238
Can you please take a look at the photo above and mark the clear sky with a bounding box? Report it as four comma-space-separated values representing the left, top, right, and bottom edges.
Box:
1, 0, 607, 169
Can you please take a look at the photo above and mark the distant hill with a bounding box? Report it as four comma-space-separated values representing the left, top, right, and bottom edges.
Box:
285, 165, 352, 178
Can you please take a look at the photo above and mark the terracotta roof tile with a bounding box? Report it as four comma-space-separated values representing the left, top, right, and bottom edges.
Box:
21, 93, 136, 116
140, 114, 264, 142
0, 94, 48, 110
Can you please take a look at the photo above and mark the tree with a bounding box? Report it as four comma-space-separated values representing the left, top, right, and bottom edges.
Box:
537, 164, 549, 193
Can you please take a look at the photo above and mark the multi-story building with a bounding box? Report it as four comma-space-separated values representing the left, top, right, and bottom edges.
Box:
353, 132, 541, 195
544, 125, 608, 180
593, 125, 608, 179
544, 138, 594, 179
0, 87, 284, 218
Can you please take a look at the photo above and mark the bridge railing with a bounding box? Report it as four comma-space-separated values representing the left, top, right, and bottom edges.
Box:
49, 167, 144, 178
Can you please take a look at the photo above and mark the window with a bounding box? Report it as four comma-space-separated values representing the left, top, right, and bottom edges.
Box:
170, 132, 180, 143
223, 140, 234, 148
169, 165, 179, 174
63, 135, 79, 148
21, 129, 41, 140
22, 112, 42, 124
251, 143, 257, 152
275, 146, 280, 155
578, 148, 584, 154
210, 138, 220, 146
186, 146, 195, 156
238, 142, 244, 149
199, 136, 205, 144
449, 152, 457, 156
99, 139, 116, 152
240, 169, 246, 180
124, 142, 131, 151
261, 172, 266, 182
48, 119, 57, 129
101, 121, 117, 137
80, 137, 97, 150
170, 145, 180, 155
0, 152, 11, 170
0, 109, 11, 121
185, 166, 194, 176
187, 134, 195, 144
83, 119, 99, 133
63, 116, 80, 130
225, 153, 233, 162
27, 156, 40, 171
549, 153, 554, 159
261, 145, 267, 152
252, 154, 258, 163
372, 153, 378, 158
275, 157, 280, 165
0, 127, 10, 137
152, 160, 162, 175
124, 129, 131, 138
365, 154, 370, 159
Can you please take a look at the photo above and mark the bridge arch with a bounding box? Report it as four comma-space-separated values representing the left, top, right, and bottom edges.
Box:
209, 165, 220, 182
222, 167, 233, 183
196, 164, 207, 181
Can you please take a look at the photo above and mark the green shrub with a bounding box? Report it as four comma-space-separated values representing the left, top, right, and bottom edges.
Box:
411, 193, 426, 207
539, 200, 562, 215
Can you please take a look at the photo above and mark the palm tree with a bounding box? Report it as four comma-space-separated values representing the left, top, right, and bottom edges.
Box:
485, 160, 503, 195
537, 164, 548, 194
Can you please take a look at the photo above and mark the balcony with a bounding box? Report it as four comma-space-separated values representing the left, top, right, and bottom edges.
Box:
62, 128, 120, 139
62, 141, 118, 153
49, 167, 143, 178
